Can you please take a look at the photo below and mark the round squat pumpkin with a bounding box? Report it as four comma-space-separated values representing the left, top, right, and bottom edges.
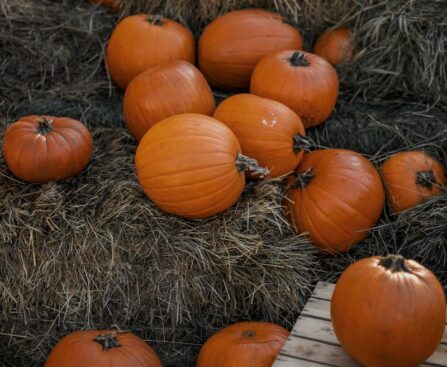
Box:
135, 114, 268, 219
198, 9, 303, 90
124, 60, 215, 141
213, 93, 307, 178
286, 149, 384, 252
313, 27, 353, 66
106, 14, 195, 89
332, 255, 446, 367
381, 150, 446, 212
45, 330, 162, 367
197, 321, 288, 367
250, 50, 339, 128
3, 115, 93, 183
88, 0, 120, 12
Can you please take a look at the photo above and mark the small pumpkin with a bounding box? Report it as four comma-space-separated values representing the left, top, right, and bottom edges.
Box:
3, 115, 93, 183
196, 321, 288, 367
250, 50, 339, 128
106, 14, 195, 89
381, 150, 446, 212
135, 113, 268, 219
45, 330, 162, 367
286, 149, 384, 252
332, 255, 446, 367
87, 0, 121, 12
213, 93, 307, 178
313, 27, 353, 66
198, 9, 303, 91
124, 60, 215, 141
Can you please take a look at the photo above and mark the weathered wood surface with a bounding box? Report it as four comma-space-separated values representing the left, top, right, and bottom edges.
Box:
274, 282, 447, 367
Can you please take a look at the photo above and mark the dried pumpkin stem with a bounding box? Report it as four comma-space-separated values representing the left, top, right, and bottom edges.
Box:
236, 153, 269, 178
289, 51, 309, 67
291, 168, 315, 189
36, 117, 53, 135
378, 255, 412, 273
416, 170, 435, 189
293, 134, 313, 153
147, 14, 163, 25
94, 332, 121, 351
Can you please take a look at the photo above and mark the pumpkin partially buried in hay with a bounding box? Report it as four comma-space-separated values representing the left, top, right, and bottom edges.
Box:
286, 149, 384, 252
196, 321, 289, 367
106, 14, 195, 89
313, 27, 353, 66
87, 0, 120, 12
3, 115, 93, 183
44, 330, 162, 367
135, 113, 268, 219
124, 60, 215, 141
213, 93, 307, 178
331, 255, 446, 367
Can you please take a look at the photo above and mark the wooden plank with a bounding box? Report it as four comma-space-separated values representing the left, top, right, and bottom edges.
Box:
275, 354, 336, 366
427, 344, 447, 365
310, 282, 334, 301
301, 297, 331, 320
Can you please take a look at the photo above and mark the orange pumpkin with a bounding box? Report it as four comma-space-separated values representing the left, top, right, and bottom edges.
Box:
213, 94, 306, 178
45, 330, 162, 367
123, 60, 215, 141
313, 27, 353, 66
106, 14, 195, 89
250, 50, 339, 128
3, 115, 93, 183
198, 9, 303, 91
332, 255, 446, 367
381, 151, 446, 212
88, 0, 120, 12
286, 149, 384, 252
196, 321, 288, 367
135, 114, 267, 219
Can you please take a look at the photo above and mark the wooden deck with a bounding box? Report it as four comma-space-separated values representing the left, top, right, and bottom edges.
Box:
273, 282, 447, 367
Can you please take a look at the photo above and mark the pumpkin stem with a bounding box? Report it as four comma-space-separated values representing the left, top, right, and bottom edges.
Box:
242, 330, 256, 338
36, 117, 53, 135
293, 134, 313, 153
147, 14, 163, 25
378, 255, 412, 273
290, 168, 315, 189
289, 52, 309, 67
94, 332, 121, 351
416, 170, 435, 190
236, 153, 269, 178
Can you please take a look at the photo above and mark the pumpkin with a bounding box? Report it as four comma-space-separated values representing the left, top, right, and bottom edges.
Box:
3, 115, 93, 183
106, 14, 195, 89
135, 113, 268, 219
124, 60, 215, 141
381, 150, 446, 212
313, 27, 353, 66
45, 330, 162, 367
196, 321, 289, 367
213, 93, 307, 178
198, 9, 303, 91
250, 50, 339, 128
331, 255, 446, 367
88, 0, 120, 12
286, 149, 384, 252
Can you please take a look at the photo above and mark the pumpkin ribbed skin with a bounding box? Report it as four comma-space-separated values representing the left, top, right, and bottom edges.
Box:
196, 322, 289, 367
313, 27, 353, 66
44, 330, 162, 367
213, 94, 305, 178
250, 50, 339, 128
106, 14, 195, 89
287, 149, 384, 252
331, 255, 446, 367
135, 114, 248, 219
124, 60, 215, 141
198, 9, 303, 90
3, 115, 93, 183
381, 151, 446, 212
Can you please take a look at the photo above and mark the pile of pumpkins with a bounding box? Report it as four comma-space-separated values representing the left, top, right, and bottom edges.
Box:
2, 7, 446, 367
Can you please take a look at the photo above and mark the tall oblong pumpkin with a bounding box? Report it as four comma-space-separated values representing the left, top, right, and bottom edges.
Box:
135, 114, 267, 219
198, 9, 303, 91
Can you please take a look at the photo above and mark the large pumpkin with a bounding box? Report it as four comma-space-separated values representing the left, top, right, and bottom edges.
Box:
198, 9, 303, 91
3, 115, 93, 183
332, 255, 446, 367
45, 330, 162, 367
135, 114, 267, 219
250, 50, 339, 128
313, 27, 353, 66
381, 150, 446, 212
286, 149, 384, 252
196, 321, 288, 367
124, 60, 215, 141
213, 93, 306, 178
106, 14, 195, 89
